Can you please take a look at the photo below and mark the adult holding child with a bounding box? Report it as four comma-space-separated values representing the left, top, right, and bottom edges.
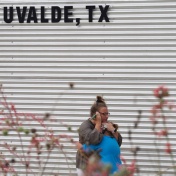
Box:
76, 96, 122, 175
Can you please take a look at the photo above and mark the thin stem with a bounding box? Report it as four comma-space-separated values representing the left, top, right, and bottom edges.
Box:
155, 166, 176, 176
39, 147, 53, 176
0, 92, 36, 176
153, 139, 162, 174
161, 108, 176, 175
7, 106, 28, 176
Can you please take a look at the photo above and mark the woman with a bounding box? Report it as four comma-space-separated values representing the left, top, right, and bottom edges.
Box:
76, 96, 122, 175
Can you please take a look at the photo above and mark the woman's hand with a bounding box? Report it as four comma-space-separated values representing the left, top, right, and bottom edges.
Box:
76, 142, 82, 150
103, 122, 116, 133
94, 111, 101, 124
93, 112, 102, 132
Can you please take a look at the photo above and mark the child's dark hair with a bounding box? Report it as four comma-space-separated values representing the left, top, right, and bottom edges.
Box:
90, 96, 107, 117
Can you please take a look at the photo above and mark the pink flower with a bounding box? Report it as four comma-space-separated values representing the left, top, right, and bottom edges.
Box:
151, 105, 160, 116
165, 143, 172, 154
149, 116, 157, 124
127, 160, 136, 176
119, 156, 136, 176
155, 130, 168, 137
150, 103, 166, 116
153, 85, 169, 98
120, 155, 127, 164
164, 101, 176, 110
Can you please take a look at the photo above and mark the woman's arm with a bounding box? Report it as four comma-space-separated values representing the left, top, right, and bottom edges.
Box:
79, 120, 103, 145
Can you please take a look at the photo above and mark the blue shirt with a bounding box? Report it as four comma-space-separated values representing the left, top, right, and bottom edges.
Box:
83, 135, 122, 174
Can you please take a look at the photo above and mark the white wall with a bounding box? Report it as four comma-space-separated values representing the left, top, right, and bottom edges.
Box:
0, 0, 176, 175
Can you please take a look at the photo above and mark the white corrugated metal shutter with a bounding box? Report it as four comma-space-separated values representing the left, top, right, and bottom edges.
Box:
0, 0, 176, 175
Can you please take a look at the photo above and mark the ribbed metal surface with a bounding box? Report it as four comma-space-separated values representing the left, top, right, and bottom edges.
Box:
0, 0, 176, 175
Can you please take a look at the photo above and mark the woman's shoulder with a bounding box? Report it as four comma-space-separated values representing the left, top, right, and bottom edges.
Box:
81, 119, 91, 125
79, 119, 93, 129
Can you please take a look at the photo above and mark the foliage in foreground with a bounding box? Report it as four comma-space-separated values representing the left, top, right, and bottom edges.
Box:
0, 85, 175, 175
